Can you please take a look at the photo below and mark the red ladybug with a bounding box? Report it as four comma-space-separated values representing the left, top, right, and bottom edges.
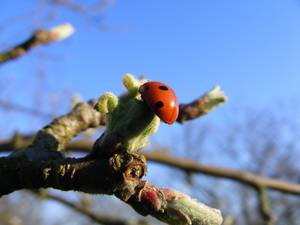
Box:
139, 81, 179, 125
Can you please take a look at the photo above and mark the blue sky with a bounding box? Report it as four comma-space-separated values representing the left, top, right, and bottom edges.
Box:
1, 0, 300, 136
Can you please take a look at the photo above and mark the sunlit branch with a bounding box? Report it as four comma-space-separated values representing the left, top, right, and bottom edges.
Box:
0, 23, 74, 65
177, 85, 227, 123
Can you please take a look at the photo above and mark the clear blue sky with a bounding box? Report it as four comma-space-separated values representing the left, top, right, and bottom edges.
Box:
1, 0, 300, 135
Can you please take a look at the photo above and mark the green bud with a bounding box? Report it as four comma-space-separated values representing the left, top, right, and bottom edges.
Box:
96, 74, 160, 154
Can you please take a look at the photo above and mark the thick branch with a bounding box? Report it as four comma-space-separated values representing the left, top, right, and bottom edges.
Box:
0, 153, 145, 197
0, 151, 222, 225
0, 23, 74, 65
2, 137, 300, 196
2, 136, 300, 196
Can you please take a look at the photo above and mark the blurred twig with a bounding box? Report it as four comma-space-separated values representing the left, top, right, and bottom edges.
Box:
32, 190, 152, 225
0, 99, 55, 118
0, 23, 74, 65
257, 187, 276, 225
53, 0, 113, 13
145, 151, 300, 196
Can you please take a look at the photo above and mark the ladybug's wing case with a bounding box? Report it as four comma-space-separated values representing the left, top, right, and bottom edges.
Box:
140, 82, 179, 124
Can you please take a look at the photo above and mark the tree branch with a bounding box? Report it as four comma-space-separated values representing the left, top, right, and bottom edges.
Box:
54, 0, 113, 13
2, 135, 300, 196
0, 86, 227, 154
0, 151, 223, 224
32, 190, 153, 225
0, 99, 55, 118
0, 152, 146, 197
24, 99, 105, 160
0, 23, 74, 65
2, 136, 300, 196
256, 187, 276, 225
128, 182, 222, 225
144, 151, 300, 196
0, 95, 223, 224
177, 86, 227, 123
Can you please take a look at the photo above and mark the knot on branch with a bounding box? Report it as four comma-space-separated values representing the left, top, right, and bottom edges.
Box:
112, 153, 147, 201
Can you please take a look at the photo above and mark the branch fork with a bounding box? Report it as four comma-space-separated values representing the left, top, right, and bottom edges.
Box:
0, 74, 226, 225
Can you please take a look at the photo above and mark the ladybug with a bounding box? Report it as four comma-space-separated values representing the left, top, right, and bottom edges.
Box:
139, 81, 179, 125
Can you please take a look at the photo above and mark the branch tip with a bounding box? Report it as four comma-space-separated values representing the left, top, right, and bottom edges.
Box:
48, 23, 75, 41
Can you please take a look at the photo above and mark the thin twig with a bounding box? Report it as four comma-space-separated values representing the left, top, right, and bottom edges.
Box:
53, 0, 113, 13
0, 23, 74, 65
177, 86, 227, 123
32, 190, 152, 225
0, 99, 54, 118
257, 187, 276, 225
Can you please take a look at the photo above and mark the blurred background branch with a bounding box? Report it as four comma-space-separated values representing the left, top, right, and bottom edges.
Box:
0, 23, 74, 65
257, 187, 276, 225
32, 190, 153, 225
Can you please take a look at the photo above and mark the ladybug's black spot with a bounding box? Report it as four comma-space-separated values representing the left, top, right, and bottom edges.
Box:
158, 85, 169, 91
155, 101, 164, 108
